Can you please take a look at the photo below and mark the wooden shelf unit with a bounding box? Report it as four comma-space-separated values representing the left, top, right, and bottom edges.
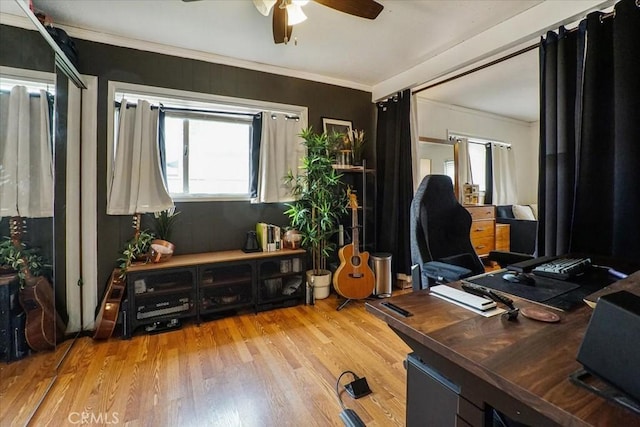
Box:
123, 249, 306, 338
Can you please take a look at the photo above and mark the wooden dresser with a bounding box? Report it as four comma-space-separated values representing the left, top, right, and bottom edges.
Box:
495, 223, 511, 252
465, 205, 510, 257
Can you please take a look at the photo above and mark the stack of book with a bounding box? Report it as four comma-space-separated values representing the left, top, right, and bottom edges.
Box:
255, 223, 282, 252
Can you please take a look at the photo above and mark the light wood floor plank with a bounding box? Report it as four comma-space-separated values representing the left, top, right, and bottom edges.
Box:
18, 293, 410, 426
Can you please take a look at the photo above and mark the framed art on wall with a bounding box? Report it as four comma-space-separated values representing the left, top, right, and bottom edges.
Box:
322, 118, 352, 136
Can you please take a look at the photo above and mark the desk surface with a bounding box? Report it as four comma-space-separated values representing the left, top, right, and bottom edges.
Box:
366, 271, 640, 427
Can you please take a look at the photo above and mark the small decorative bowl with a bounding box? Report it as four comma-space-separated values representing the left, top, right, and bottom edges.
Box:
149, 239, 175, 263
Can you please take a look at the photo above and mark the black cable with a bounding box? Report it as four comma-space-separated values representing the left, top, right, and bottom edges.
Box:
335, 370, 358, 410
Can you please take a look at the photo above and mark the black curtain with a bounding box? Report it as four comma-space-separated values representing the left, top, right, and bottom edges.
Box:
375, 89, 413, 277
158, 108, 167, 178
538, 25, 585, 256
249, 113, 262, 198
484, 143, 493, 205
539, 0, 640, 261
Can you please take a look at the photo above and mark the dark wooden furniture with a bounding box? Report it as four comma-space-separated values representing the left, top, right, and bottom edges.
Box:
124, 249, 305, 338
366, 276, 640, 426
0, 273, 29, 362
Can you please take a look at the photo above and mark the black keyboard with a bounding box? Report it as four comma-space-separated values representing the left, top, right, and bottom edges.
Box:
532, 257, 592, 280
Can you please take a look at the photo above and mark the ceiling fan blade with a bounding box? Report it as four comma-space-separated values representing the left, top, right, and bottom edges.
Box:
273, 4, 293, 44
313, 0, 383, 20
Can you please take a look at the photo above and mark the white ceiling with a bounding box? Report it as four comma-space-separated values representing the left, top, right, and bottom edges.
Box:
416, 47, 540, 122
1, 0, 612, 123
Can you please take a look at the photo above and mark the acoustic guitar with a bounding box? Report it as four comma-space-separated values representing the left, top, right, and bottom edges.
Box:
93, 268, 126, 339
12, 217, 65, 351
93, 214, 141, 339
20, 274, 65, 351
333, 193, 375, 300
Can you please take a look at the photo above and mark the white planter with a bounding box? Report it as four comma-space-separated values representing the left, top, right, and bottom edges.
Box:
307, 269, 332, 300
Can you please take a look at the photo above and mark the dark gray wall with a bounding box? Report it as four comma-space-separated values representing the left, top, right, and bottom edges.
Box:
1, 25, 375, 300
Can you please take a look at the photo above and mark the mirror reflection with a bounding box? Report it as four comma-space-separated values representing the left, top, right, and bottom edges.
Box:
415, 47, 540, 207
0, 0, 85, 423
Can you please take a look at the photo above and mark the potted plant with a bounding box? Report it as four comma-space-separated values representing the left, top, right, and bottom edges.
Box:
117, 229, 155, 277
0, 237, 50, 286
284, 128, 348, 299
347, 128, 366, 166
149, 207, 180, 263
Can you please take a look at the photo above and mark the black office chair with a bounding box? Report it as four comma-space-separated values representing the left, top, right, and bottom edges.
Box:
410, 175, 485, 290
410, 175, 533, 290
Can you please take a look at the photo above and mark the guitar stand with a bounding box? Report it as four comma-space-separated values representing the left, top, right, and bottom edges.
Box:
337, 295, 377, 311
337, 298, 354, 311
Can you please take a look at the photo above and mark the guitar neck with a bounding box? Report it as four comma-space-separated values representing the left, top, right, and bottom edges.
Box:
351, 206, 359, 255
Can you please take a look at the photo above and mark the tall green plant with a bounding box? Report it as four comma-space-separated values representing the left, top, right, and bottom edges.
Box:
284, 128, 348, 274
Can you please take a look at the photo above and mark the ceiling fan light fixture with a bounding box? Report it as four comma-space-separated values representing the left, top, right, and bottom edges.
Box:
253, 0, 277, 16
286, 3, 307, 25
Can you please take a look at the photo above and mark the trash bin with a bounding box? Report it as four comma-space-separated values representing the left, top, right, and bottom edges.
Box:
370, 253, 392, 297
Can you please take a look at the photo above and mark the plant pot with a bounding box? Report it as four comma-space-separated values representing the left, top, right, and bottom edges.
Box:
306, 269, 332, 300
150, 239, 175, 263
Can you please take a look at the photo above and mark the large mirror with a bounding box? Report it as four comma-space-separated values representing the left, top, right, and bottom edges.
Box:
415, 46, 540, 207
0, 0, 86, 424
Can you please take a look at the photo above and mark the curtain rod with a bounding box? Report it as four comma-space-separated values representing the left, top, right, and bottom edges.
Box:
412, 43, 538, 96
114, 101, 299, 120
449, 135, 511, 148
152, 104, 260, 118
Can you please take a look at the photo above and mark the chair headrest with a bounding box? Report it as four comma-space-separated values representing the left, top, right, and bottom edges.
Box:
416, 175, 457, 209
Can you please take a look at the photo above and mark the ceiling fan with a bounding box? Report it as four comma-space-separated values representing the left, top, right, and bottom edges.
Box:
182, 0, 384, 44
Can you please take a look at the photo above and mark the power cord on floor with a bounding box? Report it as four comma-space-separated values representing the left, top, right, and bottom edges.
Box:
335, 370, 370, 427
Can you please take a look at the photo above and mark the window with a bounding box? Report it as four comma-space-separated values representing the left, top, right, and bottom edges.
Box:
109, 82, 307, 202
444, 159, 455, 183
467, 142, 487, 192
164, 113, 252, 197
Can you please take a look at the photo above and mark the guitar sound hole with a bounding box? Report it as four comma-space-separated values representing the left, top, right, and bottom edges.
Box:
351, 256, 361, 266
110, 289, 122, 299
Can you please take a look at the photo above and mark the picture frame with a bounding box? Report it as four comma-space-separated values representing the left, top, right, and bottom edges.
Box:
322, 118, 353, 136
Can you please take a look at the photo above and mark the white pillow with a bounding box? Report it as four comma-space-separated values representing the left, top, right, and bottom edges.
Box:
528, 203, 538, 220
512, 204, 536, 221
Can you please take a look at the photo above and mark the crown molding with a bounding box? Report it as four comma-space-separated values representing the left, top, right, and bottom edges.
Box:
417, 97, 536, 126
1, 12, 372, 93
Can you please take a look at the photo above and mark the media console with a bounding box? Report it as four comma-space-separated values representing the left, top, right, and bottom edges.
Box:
122, 249, 306, 338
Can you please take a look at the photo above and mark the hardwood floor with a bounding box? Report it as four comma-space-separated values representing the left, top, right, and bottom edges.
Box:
20, 294, 410, 426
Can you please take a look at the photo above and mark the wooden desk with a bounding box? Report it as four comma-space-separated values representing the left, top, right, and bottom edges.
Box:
366, 274, 640, 426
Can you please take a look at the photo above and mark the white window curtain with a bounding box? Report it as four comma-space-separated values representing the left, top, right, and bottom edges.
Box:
107, 99, 173, 215
491, 143, 517, 205
455, 137, 472, 203
0, 86, 54, 219
253, 112, 306, 203
410, 93, 421, 192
